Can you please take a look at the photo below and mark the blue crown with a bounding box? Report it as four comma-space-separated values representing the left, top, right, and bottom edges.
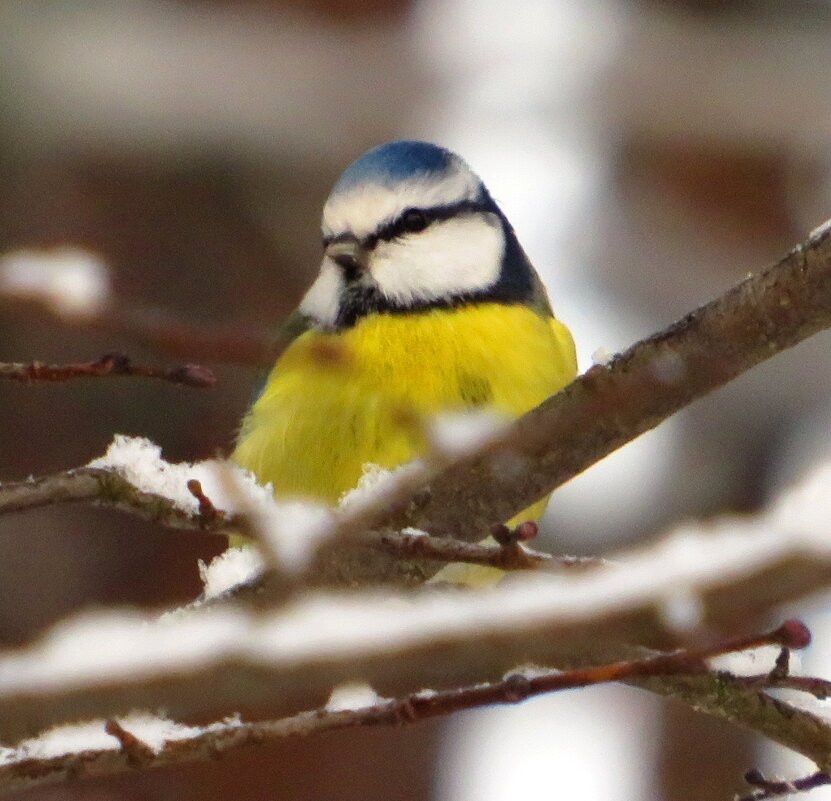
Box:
331, 140, 459, 194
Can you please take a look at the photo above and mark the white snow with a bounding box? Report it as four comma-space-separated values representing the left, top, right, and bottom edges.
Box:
0, 608, 249, 695
199, 547, 264, 600
89, 435, 335, 574
590, 346, 614, 366
1, 443, 829, 752
338, 459, 430, 513
507, 665, 563, 681
12, 720, 117, 760
769, 460, 831, 540
113, 712, 214, 752
707, 645, 794, 677
428, 410, 508, 458
809, 217, 831, 242
0, 247, 110, 317
0, 712, 241, 766
324, 682, 383, 712
88, 435, 248, 516
658, 588, 705, 633
245, 495, 335, 575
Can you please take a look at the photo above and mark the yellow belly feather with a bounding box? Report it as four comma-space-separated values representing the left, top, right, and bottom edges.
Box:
234, 303, 577, 519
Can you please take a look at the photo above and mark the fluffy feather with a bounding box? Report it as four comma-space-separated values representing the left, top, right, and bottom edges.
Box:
235, 303, 577, 504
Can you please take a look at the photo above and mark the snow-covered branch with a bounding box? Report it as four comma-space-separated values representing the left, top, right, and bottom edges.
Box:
0, 465, 221, 529
3, 460, 831, 754
5, 227, 831, 590
0, 624, 813, 797
0, 439, 577, 584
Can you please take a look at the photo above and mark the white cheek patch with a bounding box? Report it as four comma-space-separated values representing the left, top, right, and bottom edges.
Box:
322, 167, 482, 241
370, 214, 504, 305
299, 259, 342, 326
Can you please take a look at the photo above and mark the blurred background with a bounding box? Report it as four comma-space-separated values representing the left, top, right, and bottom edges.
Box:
2, 0, 831, 798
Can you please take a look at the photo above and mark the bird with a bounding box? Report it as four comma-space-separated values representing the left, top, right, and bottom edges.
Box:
232, 140, 577, 581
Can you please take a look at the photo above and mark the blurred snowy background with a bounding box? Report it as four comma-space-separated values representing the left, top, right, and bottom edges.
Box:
2, 1, 831, 799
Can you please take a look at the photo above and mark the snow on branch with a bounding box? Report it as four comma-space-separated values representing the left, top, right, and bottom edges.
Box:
4, 226, 831, 589
3, 225, 831, 792
0, 623, 815, 796
3, 457, 831, 753
0, 437, 570, 584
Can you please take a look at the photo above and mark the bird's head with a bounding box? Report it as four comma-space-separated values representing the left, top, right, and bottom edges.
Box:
299, 140, 539, 329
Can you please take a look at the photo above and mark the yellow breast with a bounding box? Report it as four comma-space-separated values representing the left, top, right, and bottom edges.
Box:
234, 303, 576, 510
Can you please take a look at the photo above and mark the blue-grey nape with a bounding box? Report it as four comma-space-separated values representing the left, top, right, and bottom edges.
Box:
331, 140, 461, 193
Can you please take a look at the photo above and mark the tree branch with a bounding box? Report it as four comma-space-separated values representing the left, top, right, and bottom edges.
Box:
738, 769, 831, 801
0, 467, 220, 528
5, 227, 831, 591
0, 622, 815, 797
0, 352, 215, 388
0, 461, 595, 576
0, 500, 828, 750
310, 224, 831, 583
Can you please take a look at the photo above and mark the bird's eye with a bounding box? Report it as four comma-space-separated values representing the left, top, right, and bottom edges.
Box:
401, 209, 428, 233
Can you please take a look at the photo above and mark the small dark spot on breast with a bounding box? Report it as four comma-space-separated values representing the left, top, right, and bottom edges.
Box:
458, 372, 492, 406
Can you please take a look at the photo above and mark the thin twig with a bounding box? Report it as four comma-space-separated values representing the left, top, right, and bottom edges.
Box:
732, 673, 831, 700
369, 529, 599, 572
738, 769, 831, 801
0, 622, 809, 797
0, 467, 229, 528
185, 480, 225, 529
0, 352, 215, 388
0, 465, 599, 575
102, 720, 156, 767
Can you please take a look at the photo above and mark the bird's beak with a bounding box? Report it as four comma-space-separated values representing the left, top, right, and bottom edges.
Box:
325, 240, 368, 281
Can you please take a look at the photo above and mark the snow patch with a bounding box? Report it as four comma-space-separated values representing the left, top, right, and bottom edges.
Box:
339, 460, 428, 511
809, 218, 831, 242
428, 410, 508, 458
89, 436, 334, 574
590, 346, 613, 366
325, 682, 383, 712
0, 247, 110, 317
0, 712, 241, 766
245, 494, 335, 574
199, 547, 264, 600
708, 645, 785, 677
658, 588, 704, 633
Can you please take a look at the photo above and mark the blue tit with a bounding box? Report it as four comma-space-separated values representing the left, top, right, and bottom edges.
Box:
233, 141, 577, 580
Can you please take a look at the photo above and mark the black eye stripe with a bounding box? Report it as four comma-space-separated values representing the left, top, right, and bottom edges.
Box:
370, 200, 485, 247
322, 231, 359, 251
322, 200, 488, 251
